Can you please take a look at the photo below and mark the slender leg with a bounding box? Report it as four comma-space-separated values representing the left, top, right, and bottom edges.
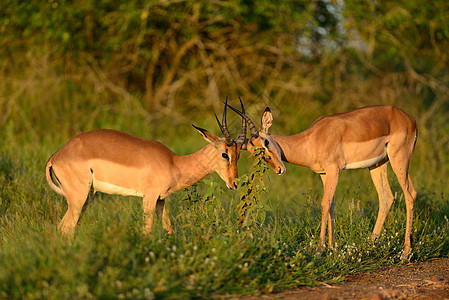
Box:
328, 199, 335, 248
318, 168, 340, 253
320, 174, 335, 249
408, 176, 418, 201
81, 189, 96, 214
53, 164, 93, 237
369, 162, 395, 240
58, 188, 91, 237
156, 199, 172, 234
388, 152, 416, 259
142, 191, 160, 234
162, 203, 173, 234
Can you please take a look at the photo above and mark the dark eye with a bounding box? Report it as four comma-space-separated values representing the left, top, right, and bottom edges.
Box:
264, 139, 270, 147
222, 153, 229, 160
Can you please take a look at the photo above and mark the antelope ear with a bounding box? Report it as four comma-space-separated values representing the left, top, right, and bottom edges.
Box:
192, 124, 218, 144
260, 107, 273, 133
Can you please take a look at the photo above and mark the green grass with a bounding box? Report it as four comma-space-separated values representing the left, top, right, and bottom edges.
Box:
1, 2, 449, 296
1, 125, 449, 299
1, 61, 449, 298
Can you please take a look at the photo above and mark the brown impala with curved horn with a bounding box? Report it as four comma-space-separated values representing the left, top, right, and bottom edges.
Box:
46, 98, 247, 237
229, 100, 417, 259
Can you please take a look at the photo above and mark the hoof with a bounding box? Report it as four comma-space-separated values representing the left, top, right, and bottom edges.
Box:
400, 247, 412, 261
315, 246, 325, 257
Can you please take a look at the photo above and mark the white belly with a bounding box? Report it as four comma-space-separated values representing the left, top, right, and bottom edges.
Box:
92, 176, 144, 197
344, 151, 387, 170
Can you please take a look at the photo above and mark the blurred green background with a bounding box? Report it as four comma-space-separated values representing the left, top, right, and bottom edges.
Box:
1, 1, 449, 298
1, 0, 448, 162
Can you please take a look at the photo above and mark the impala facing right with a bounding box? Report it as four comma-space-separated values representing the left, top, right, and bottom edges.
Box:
45, 100, 247, 237
229, 102, 417, 259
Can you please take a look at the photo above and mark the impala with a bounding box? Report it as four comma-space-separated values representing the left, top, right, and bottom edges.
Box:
229, 101, 417, 259
46, 100, 246, 237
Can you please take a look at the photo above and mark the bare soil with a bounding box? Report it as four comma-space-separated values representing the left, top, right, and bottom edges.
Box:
226, 258, 449, 299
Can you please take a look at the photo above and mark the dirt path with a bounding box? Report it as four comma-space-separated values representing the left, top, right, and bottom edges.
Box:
226, 258, 449, 299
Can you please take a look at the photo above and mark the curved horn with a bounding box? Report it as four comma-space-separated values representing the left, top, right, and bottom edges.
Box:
236, 97, 247, 144
226, 100, 258, 138
216, 97, 234, 146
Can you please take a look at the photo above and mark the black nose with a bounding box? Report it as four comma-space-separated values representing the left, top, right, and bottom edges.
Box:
277, 167, 283, 175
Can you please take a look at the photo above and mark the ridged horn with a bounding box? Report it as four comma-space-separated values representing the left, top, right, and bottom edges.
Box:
215, 97, 234, 146
226, 100, 258, 139
235, 97, 247, 144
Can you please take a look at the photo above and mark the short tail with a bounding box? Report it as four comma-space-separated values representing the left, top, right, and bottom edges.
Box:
45, 158, 65, 196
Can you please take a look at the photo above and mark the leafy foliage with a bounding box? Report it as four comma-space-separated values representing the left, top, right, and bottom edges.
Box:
0, 0, 312, 115
236, 147, 270, 226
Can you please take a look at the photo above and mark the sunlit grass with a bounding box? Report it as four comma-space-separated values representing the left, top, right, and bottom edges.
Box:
1, 131, 449, 298
1, 66, 449, 298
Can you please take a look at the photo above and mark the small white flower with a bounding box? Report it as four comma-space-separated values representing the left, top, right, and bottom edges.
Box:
143, 288, 153, 299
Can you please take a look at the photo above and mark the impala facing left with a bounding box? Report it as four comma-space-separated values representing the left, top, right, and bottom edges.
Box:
228, 101, 417, 259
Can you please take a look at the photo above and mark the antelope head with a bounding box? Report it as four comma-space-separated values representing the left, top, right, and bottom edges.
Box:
227, 99, 286, 175
193, 97, 247, 189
